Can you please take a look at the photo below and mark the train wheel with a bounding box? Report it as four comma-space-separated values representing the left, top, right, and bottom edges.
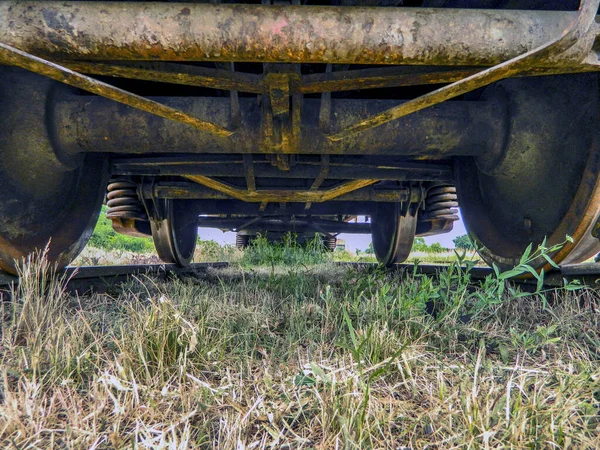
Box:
150, 200, 198, 267
371, 202, 418, 266
0, 68, 108, 274
456, 74, 600, 271
0, 155, 108, 274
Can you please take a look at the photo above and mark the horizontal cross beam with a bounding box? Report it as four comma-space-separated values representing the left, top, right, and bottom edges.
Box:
2, 2, 599, 67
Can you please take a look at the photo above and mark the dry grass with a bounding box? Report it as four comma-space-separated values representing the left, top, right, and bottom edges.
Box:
0, 255, 599, 449
73, 243, 242, 267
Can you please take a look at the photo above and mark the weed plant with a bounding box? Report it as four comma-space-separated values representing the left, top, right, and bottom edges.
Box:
0, 245, 598, 448
241, 233, 330, 268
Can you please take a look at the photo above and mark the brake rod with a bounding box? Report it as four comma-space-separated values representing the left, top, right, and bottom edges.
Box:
0, 43, 234, 138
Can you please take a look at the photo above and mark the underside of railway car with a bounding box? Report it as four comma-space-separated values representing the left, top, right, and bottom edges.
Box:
1, 0, 600, 274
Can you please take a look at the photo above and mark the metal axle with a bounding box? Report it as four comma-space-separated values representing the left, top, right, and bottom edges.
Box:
54, 96, 502, 157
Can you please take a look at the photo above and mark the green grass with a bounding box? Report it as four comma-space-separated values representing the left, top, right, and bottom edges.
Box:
241, 233, 330, 268
0, 247, 599, 449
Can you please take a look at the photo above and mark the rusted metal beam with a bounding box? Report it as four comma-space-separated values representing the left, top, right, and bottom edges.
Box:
182, 175, 379, 203
305, 155, 331, 210
146, 181, 411, 203
64, 61, 265, 94
196, 217, 372, 234
56, 61, 600, 96
0, 43, 233, 137
327, 0, 600, 140
2, 2, 598, 67
299, 64, 600, 94
54, 96, 501, 157
243, 155, 257, 192
112, 156, 454, 181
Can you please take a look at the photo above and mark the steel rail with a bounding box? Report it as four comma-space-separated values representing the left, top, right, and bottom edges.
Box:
0, 262, 230, 295
334, 261, 600, 289
2, 262, 597, 293
327, 0, 600, 141
2, 2, 598, 66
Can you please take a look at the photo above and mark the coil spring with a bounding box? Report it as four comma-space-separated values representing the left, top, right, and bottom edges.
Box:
425, 185, 459, 221
106, 179, 147, 220
323, 235, 337, 252
236, 233, 250, 250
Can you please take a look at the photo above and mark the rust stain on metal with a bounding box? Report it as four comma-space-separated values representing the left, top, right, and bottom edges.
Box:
183, 175, 379, 203
327, 0, 600, 141
21, 61, 598, 98
64, 61, 266, 94
1, 2, 598, 66
0, 43, 233, 137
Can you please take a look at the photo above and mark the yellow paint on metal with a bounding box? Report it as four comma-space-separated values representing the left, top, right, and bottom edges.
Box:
184, 175, 379, 203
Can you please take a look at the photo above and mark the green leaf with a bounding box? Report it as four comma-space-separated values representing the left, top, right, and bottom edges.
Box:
563, 279, 583, 291
498, 344, 510, 363
536, 270, 545, 293
520, 243, 533, 265
343, 308, 358, 351
492, 263, 500, 278
309, 363, 328, 382
541, 252, 560, 269
498, 268, 527, 280
294, 374, 316, 387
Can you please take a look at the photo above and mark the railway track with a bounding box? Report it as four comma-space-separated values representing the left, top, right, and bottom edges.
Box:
0, 262, 230, 296
0, 261, 599, 295
336, 262, 600, 289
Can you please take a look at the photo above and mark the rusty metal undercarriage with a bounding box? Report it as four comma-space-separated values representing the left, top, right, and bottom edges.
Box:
1, 0, 600, 272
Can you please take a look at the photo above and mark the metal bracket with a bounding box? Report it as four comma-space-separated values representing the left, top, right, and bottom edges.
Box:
261, 65, 303, 163
305, 155, 331, 211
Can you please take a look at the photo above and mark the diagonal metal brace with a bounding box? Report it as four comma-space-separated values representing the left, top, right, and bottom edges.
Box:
0, 42, 233, 138
327, 0, 600, 142
183, 174, 378, 203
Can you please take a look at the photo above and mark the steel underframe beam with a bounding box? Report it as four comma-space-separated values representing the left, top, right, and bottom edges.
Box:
172, 199, 385, 216
196, 217, 372, 234
112, 157, 454, 182
0, 3, 595, 146
0, 0, 598, 207
182, 175, 379, 203
143, 181, 411, 203
0, 43, 233, 137
327, 0, 600, 140
2, 2, 599, 66
51, 61, 599, 96
54, 97, 500, 157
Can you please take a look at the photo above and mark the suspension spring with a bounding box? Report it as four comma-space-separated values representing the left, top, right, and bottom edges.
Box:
425, 185, 459, 221
106, 178, 147, 221
323, 235, 337, 252
236, 233, 250, 250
